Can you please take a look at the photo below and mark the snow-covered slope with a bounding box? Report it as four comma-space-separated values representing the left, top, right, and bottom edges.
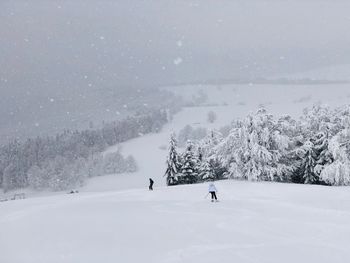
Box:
82, 106, 227, 192
82, 83, 350, 192
166, 83, 350, 118
3, 84, 350, 262
2, 180, 350, 263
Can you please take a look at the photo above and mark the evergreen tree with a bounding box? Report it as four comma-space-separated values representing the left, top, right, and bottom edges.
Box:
218, 108, 290, 181
3, 164, 17, 192
27, 165, 45, 189
179, 141, 199, 184
164, 133, 181, 185
320, 137, 350, 186
314, 131, 333, 176
201, 129, 223, 160
209, 157, 228, 180
199, 159, 215, 181
320, 118, 350, 185
299, 141, 319, 184
294, 132, 333, 184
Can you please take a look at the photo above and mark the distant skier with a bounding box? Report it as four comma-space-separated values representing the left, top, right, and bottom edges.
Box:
208, 182, 218, 202
149, 178, 154, 191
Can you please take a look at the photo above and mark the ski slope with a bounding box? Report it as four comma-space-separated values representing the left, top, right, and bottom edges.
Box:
2, 181, 350, 263
2, 84, 350, 262
84, 82, 350, 192
82, 104, 233, 193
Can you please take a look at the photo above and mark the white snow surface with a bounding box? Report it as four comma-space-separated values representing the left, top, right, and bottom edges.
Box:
2, 84, 350, 262
2, 181, 350, 263
86, 83, 350, 192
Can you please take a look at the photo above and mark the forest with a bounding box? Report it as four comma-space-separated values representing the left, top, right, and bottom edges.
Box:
165, 105, 350, 186
0, 108, 169, 192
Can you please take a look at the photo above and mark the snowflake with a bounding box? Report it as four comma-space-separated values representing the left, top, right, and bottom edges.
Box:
176, 40, 183, 47
173, 57, 183, 65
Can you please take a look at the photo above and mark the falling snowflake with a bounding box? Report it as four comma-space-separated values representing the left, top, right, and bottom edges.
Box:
173, 57, 183, 65
176, 40, 183, 47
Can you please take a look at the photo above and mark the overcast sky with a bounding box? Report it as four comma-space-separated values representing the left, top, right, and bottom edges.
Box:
1, 0, 350, 92
1, 0, 350, 139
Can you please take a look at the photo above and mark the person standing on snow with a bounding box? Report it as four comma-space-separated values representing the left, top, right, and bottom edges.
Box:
208, 182, 218, 202
149, 178, 154, 191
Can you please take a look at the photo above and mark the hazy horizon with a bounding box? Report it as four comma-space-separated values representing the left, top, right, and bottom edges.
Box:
1, 0, 350, 140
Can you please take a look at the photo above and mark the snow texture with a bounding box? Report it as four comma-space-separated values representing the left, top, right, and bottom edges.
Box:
2, 181, 350, 263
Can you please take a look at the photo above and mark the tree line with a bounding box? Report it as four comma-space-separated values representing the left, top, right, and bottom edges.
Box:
165, 105, 350, 186
0, 109, 168, 192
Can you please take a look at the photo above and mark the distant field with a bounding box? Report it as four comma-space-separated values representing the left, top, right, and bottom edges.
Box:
165, 83, 350, 118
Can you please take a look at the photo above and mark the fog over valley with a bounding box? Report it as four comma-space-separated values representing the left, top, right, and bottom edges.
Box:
2, 0, 350, 140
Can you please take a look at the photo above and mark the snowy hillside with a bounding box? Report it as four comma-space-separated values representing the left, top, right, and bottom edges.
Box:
82, 106, 226, 192
4, 1, 350, 261
2, 181, 350, 263
82, 83, 350, 192
3, 84, 350, 262
165, 83, 350, 118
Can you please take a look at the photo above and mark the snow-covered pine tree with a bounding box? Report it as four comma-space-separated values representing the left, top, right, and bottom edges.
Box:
164, 133, 181, 185
218, 108, 290, 181
201, 129, 223, 159
313, 131, 333, 176
198, 130, 227, 181
199, 159, 215, 181
2, 163, 17, 193
320, 138, 350, 185
299, 141, 319, 184
179, 140, 199, 184
301, 105, 344, 138
294, 131, 334, 184
27, 165, 45, 189
209, 157, 228, 180
301, 105, 331, 138
320, 116, 350, 185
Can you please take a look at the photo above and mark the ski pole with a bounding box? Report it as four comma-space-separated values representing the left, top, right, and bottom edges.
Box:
204, 192, 209, 199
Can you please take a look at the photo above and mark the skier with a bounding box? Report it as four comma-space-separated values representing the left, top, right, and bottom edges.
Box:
208, 182, 218, 202
149, 178, 154, 191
